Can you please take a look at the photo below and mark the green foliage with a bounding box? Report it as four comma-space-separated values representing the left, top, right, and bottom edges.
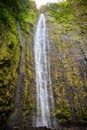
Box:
0, 43, 20, 127
0, 0, 38, 128
19, 10, 36, 24
7, 32, 18, 48
47, 1, 73, 23
46, 0, 87, 126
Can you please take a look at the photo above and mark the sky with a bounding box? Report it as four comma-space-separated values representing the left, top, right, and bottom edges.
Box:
33, 0, 66, 8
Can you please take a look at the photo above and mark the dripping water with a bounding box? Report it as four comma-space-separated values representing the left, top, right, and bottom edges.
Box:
10, 22, 24, 127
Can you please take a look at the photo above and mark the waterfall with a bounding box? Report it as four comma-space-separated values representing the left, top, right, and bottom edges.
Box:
34, 14, 58, 128
10, 22, 24, 127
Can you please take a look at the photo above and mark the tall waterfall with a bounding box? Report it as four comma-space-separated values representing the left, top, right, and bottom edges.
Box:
34, 14, 57, 128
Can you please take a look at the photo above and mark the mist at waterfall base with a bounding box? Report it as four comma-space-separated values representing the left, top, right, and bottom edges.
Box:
33, 14, 58, 129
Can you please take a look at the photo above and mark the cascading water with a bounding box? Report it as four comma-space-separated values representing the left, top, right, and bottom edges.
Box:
10, 22, 23, 127
34, 14, 58, 128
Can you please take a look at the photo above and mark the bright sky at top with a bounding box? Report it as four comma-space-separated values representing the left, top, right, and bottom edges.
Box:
33, 0, 66, 8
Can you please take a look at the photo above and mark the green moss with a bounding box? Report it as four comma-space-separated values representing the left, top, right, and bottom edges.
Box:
45, 0, 87, 125
0, 0, 38, 128
7, 32, 18, 48
47, 1, 73, 24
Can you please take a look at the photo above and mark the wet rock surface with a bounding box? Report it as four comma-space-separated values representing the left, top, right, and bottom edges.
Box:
45, 2, 87, 125
0, 1, 87, 129
6, 126, 87, 130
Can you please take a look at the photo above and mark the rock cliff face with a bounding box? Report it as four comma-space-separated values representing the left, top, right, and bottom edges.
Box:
45, 0, 87, 126
0, 22, 36, 129
0, 0, 87, 129
0, 1, 38, 129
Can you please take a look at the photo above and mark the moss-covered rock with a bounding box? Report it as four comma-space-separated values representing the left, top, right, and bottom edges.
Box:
45, 0, 87, 126
0, 0, 38, 129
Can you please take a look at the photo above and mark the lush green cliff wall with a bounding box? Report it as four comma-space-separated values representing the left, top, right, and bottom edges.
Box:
0, 0, 38, 129
45, 0, 87, 126
0, 0, 87, 129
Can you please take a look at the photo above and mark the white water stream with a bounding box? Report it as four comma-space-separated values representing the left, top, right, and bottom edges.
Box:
34, 14, 57, 128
